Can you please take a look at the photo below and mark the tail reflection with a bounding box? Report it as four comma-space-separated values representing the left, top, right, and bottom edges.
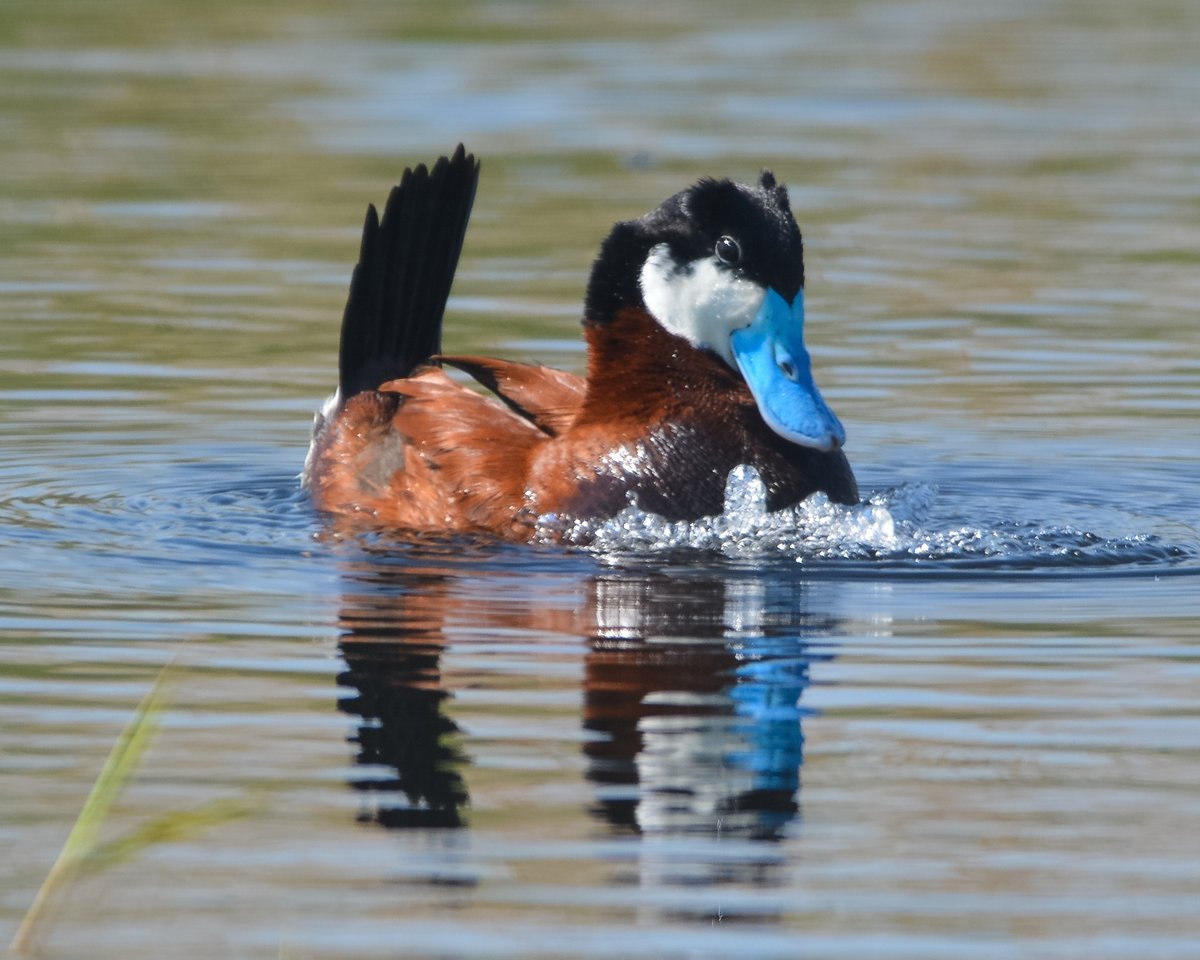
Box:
335, 557, 837, 840
338, 568, 469, 828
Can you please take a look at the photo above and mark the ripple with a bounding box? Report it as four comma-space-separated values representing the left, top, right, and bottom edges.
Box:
542, 465, 1196, 572
0, 440, 326, 635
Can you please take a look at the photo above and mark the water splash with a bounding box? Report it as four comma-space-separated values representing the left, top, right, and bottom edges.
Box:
539, 465, 1192, 570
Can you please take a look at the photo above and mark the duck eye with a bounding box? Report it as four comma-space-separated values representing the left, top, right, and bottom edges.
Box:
714, 236, 741, 265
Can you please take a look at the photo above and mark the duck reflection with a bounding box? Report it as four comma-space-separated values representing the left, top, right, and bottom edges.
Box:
335, 555, 836, 841
584, 574, 826, 841
337, 565, 470, 828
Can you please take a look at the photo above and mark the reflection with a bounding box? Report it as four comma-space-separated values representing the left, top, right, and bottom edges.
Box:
583, 575, 828, 841
337, 566, 470, 828
335, 553, 839, 844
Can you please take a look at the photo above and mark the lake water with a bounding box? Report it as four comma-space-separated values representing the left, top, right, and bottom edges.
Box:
2, 0, 1199, 957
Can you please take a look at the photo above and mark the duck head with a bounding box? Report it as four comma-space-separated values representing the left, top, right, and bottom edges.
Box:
584, 171, 845, 452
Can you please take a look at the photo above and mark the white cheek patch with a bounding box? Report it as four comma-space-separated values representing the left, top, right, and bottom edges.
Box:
639, 242, 766, 366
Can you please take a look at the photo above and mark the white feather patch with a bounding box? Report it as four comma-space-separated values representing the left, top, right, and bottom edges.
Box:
300, 388, 341, 488
638, 243, 765, 365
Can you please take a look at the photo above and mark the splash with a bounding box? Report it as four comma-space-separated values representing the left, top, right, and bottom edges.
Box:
538, 465, 1190, 569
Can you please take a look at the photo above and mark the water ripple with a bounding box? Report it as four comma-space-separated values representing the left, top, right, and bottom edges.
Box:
545, 465, 1196, 572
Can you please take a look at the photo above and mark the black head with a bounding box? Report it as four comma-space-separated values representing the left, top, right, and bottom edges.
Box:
584, 170, 804, 327
582, 169, 847, 454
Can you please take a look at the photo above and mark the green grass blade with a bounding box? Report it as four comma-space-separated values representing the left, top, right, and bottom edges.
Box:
84, 796, 262, 871
9, 661, 174, 955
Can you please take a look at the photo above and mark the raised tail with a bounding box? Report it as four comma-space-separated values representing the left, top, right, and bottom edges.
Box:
337, 144, 480, 399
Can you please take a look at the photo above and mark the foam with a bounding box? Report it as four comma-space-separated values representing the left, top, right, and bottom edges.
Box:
536, 465, 1188, 569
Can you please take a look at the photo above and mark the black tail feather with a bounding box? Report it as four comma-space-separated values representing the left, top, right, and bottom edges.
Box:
337, 145, 480, 399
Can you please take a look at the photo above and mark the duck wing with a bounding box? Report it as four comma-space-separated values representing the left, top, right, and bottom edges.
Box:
438, 354, 586, 437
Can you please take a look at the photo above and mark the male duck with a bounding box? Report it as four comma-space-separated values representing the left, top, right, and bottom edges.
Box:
305, 145, 857, 539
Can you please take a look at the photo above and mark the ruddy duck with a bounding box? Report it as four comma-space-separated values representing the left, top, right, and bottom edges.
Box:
305, 145, 857, 538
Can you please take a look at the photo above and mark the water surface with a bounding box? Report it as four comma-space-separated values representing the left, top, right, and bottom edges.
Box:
2, 0, 1199, 957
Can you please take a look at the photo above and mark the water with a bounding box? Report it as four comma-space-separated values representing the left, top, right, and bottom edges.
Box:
2, 0, 1200, 956
546, 467, 1193, 568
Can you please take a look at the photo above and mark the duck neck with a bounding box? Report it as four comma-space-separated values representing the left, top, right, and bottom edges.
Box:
576, 306, 746, 426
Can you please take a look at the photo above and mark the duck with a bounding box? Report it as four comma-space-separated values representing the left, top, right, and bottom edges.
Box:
304, 145, 857, 540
